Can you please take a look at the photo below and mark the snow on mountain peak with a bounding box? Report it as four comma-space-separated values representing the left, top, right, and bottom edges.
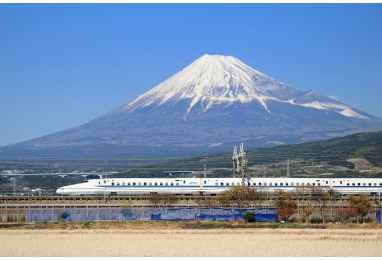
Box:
123, 54, 299, 114
121, 54, 370, 120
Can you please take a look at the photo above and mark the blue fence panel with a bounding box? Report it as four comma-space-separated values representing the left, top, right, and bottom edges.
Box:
150, 213, 161, 220
256, 214, 279, 222
197, 214, 217, 221
376, 211, 381, 224
26, 207, 278, 222
121, 209, 136, 220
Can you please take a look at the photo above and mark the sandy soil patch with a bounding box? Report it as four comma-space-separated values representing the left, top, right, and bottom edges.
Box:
1, 228, 382, 257
347, 158, 382, 172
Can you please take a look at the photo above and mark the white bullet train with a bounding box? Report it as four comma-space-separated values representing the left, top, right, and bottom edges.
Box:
56, 177, 382, 196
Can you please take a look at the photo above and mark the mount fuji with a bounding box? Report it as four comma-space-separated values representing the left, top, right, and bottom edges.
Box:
2, 54, 382, 158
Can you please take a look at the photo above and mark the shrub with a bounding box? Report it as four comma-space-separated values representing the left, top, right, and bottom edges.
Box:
237, 218, 245, 224
82, 222, 90, 228
310, 217, 323, 224
243, 211, 255, 223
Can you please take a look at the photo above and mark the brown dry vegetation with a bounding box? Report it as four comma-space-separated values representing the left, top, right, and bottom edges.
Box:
1, 221, 382, 257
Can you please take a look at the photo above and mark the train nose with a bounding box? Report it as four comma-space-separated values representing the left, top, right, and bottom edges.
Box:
56, 187, 69, 195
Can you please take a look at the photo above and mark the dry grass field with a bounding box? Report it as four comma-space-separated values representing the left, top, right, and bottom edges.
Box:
1, 221, 382, 257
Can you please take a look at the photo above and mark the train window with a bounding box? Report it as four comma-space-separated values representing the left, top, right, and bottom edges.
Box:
176, 183, 179, 186
363, 183, 366, 186
291, 182, 294, 186
248, 183, 251, 186
259, 182, 262, 186
286, 183, 288, 186
138, 182, 141, 185
160, 182, 163, 186
269, 182, 272, 186
312, 183, 315, 186
340, 181, 342, 184
204, 181, 206, 184
379, 183, 382, 186
274, 183, 278, 186
122, 182, 125, 185
347, 183, 349, 186
149, 182, 152, 185
104, 180, 106, 184
165, 182, 168, 186
133, 182, 136, 185
301, 183, 304, 186
326, 181, 328, 184
221, 182, 224, 186
128, 182, 130, 185
232, 182, 235, 186
352, 183, 355, 186
144, 182, 147, 186
263, 182, 267, 186
280, 183, 283, 186
99, 181, 100, 185
154, 182, 157, 186
117, 182, 120, 185
112, 182, 114, 186
318, 183, 320, 186
237, 182, 241, 186
183, 181, 186, 184
226, 182, 229, 186
369, 183, 371, 186
171, 182, 174, 186
215, 182, 218, 186
358, 183, 360, 186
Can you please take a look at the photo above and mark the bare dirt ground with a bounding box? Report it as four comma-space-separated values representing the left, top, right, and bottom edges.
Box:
347, 158, 382, 172
1, 221, 382, 257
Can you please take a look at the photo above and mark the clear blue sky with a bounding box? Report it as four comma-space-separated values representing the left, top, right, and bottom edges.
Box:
1, 4, 381, 146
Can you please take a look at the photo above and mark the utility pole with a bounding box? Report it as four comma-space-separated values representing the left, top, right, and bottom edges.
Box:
287, 159, 290, 178
232, 146, 238, 178
239, 143, 247, 185
12, 177, 16, 196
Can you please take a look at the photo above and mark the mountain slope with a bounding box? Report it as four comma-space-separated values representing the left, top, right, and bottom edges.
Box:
145, 130, 382, 174
1, 54, 382, 158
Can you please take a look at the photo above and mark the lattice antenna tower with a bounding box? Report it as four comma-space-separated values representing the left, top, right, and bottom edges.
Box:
233, 143, 248, 185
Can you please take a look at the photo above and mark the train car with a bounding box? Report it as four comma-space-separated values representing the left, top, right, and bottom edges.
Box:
56, 177, 382, 196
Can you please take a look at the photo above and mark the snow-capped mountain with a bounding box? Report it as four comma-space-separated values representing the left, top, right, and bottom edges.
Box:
1, 54, 381, 158
122, 54, 368, 120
